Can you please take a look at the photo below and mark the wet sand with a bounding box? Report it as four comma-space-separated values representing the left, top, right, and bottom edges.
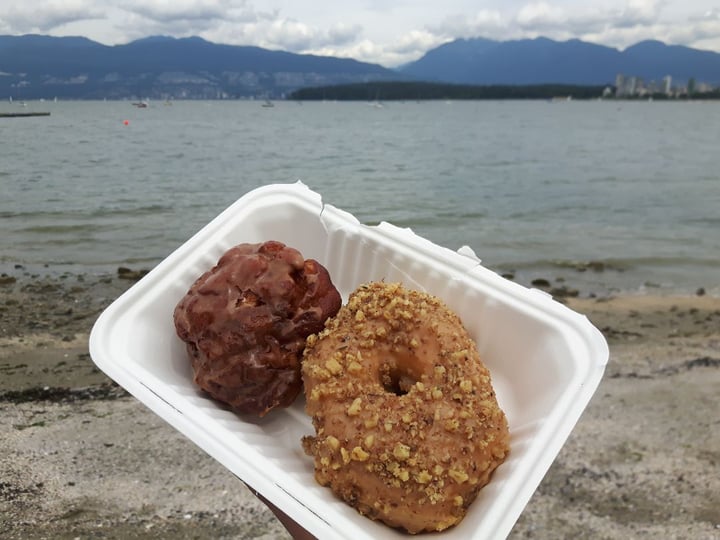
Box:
1, 271, 719, 539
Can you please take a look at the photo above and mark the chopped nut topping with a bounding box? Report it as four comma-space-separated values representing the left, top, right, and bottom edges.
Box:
325, 358, 342, 375
348, 360, 362, 373
325, 435, 340, 451
389, 464, 410, 481
351, 446, 370, 461
364, 414, 379, 428
449, 469, 469, 483
451, 349, 468, 361
414, 470, 432, 484
444, 419, 460, 432
347, 397, 362, 416
393, 442, 411, 461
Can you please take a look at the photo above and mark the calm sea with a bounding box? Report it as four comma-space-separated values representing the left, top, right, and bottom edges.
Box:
1, 99, 718, 296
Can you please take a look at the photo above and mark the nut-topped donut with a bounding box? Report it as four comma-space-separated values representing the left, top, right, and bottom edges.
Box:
174, 241, 341, 417
301, 282, 510, 533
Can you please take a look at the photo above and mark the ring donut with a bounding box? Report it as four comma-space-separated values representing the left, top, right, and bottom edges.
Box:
301, 282, 510, 533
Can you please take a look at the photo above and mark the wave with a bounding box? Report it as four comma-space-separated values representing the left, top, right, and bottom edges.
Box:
682, 216, 720, 226
88, 204, 174, 218
16, 224, 115, 235
498, 256, 720, 272
0, 204, 173, 220
378, 211, 487, 229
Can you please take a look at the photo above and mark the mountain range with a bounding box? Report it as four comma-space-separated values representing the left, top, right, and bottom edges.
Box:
399, 37, 720, 86
0, 34, 397, 100
1, 34, 719, 100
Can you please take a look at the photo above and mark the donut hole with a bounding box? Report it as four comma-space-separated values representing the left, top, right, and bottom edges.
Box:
382, 367, 417, 396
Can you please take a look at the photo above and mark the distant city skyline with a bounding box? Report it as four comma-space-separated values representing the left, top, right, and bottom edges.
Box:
1, 1, 719, 67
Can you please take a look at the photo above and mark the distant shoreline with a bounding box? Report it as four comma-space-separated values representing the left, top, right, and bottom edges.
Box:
4, 83, 720, 103
287, 81, 720, 101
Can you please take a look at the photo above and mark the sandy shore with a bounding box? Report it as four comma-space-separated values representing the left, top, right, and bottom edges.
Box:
1, 270, 719, 539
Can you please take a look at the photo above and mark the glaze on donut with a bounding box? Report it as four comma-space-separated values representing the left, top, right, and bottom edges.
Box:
174, 241, 341, 417
301, 282, 510, 533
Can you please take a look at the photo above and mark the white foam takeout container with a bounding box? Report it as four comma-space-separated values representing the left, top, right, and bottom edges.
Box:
90, 182, 608, 539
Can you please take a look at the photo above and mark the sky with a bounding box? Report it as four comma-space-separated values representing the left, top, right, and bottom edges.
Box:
1, 1, 720, 67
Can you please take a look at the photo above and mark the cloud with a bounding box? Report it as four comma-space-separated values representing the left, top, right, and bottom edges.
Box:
298, 25, 455, 67
247, 1, 720, 64
78, 1, 361, 53
427, 5, 622, 44
327, 22, 360, 46
390, 29, 445, 56
1, 0, 719, 67
263, 19, 330, 51
0, 0, 104, 33
510, 1, 668, 35
205, 18, 362, 54
565, 0, 720, 51
664, 12, 720, 47
347, 30, 448, 66
428, 10, 507, 40
423, 1, 715, 54
123, 0, 235, 23
114, 0, 279, 40
610, 0, 665, 29
517, 2, 567, 29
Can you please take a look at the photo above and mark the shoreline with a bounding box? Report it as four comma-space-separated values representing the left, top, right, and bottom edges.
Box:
1, 271, 719, 538
4, 246, 718, 302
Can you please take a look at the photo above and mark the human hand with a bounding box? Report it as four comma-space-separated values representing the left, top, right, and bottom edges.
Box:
246, 483, 316, 540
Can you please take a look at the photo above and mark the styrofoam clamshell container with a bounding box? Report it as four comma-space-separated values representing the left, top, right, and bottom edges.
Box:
90, 182, 608, 539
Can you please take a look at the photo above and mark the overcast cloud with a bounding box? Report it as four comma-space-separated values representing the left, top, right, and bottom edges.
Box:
1, 1, 719, 66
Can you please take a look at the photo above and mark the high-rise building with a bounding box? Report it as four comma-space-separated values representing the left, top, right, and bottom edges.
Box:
615, 73, 626, 96
662, 75, 672, 95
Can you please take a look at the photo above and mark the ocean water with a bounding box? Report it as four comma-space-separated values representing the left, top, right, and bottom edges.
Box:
1, 99, 719, 296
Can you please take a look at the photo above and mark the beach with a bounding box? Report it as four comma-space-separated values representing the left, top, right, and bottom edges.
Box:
1, 269, 718, 539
